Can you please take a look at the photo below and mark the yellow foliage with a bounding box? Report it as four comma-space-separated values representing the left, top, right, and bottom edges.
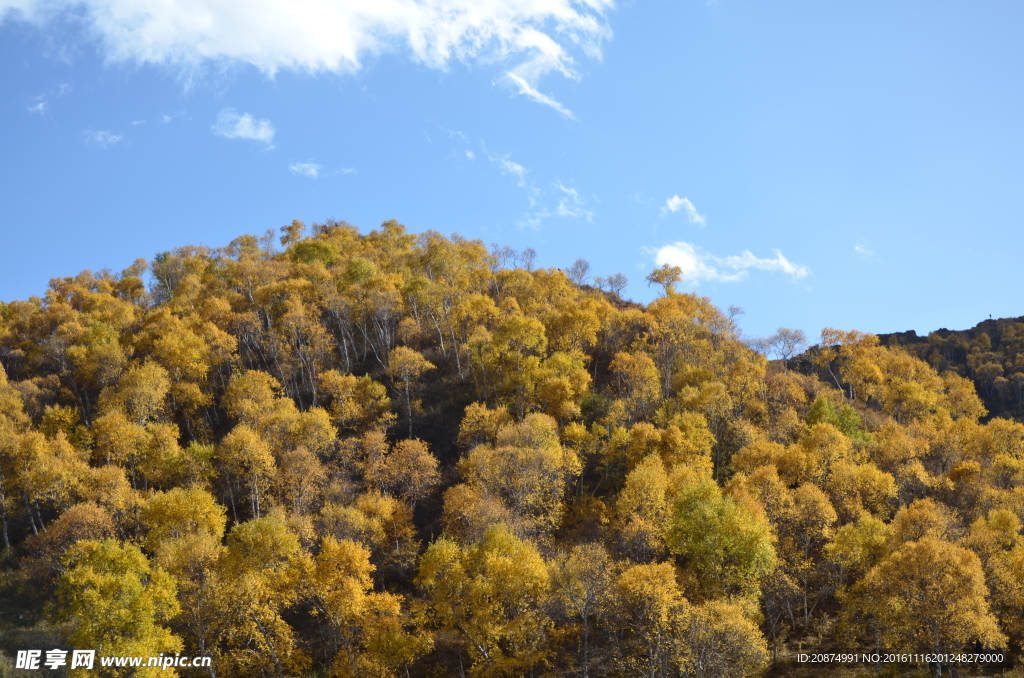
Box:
416, 525, 551, 676
850, 537, 1006, 653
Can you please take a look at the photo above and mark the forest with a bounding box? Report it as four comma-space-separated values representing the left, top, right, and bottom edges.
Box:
0, 219, 1022, 678
874, 320, 1024, 423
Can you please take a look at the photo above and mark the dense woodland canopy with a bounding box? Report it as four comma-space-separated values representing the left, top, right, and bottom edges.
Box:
875, 319, 1024, 423
0, 219, 1023, 677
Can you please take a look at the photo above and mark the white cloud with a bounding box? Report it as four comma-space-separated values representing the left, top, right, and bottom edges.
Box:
211, 108, 275, 146
83, 129, 122, 148
518, 208, 551, 231
554, 181, 593, 220
289, 161, 322, 178
504, 72, 575, 119
465, 150, 475, 160
488, 151, 543, 207
25, 83, 71, 114
492, 154, 528, 187
484, 145, 595, 228
1, 0, 613, 113
653, 241, 810, 283
854, 243, 873, 258
662, 195, 706, 226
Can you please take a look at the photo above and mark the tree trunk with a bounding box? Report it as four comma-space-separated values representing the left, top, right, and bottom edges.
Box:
0, 494, 9, 550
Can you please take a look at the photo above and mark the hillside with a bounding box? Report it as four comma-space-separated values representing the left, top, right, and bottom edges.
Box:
877, 318, 1024, 423
1, 220, 1022, 678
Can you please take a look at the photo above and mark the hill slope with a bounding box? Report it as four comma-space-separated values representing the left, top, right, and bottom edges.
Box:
0, 220, 1021, 677
878, 317, 1024, 422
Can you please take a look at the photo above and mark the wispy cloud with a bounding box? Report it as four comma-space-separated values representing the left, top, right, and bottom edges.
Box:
653, 241, 810, 283
483, 144, 594, 228
289, 162, 322, 178
554, 181, 593, 221
854, 243, 873, 258
487, 150, 545, 210
465, 150, 475, 160
211, 108, 275, 146
25, 83, 69, 115
518, 208, 552, 231
2, 0, 613, 114
161, 111, 187, 123
662, 195, 706, 226
83, 129, 122, 149
491, 153, 528, 188
504, 72, 575, 119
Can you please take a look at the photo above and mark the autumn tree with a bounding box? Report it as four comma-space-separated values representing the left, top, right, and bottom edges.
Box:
57, 539, 183, 673
615, 453, 672, 562
776, 483, 837, 630
7, 221, 1024, 676
318, 370, 395, 434
416, 525, 552, 677
685, 601, 770, 678
612, 561, 689, 677
386, 346, 435, 436
609, 351, 662, 423
218, 425, 276, 520
551, 543, 614, 678
646, 264, 683, 295
849, 537, 1005, 668
219, 515, 309, 677
156, 533, 229, 675
140, 486, 227, 554
24, 502, 115, 583
301, 537, 429, 676
451, 413, 580, 538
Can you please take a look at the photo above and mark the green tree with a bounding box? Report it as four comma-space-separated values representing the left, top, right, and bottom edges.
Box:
665, 479, 776, 597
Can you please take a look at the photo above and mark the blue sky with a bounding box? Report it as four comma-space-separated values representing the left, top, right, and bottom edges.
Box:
2, 0, 1023, 341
